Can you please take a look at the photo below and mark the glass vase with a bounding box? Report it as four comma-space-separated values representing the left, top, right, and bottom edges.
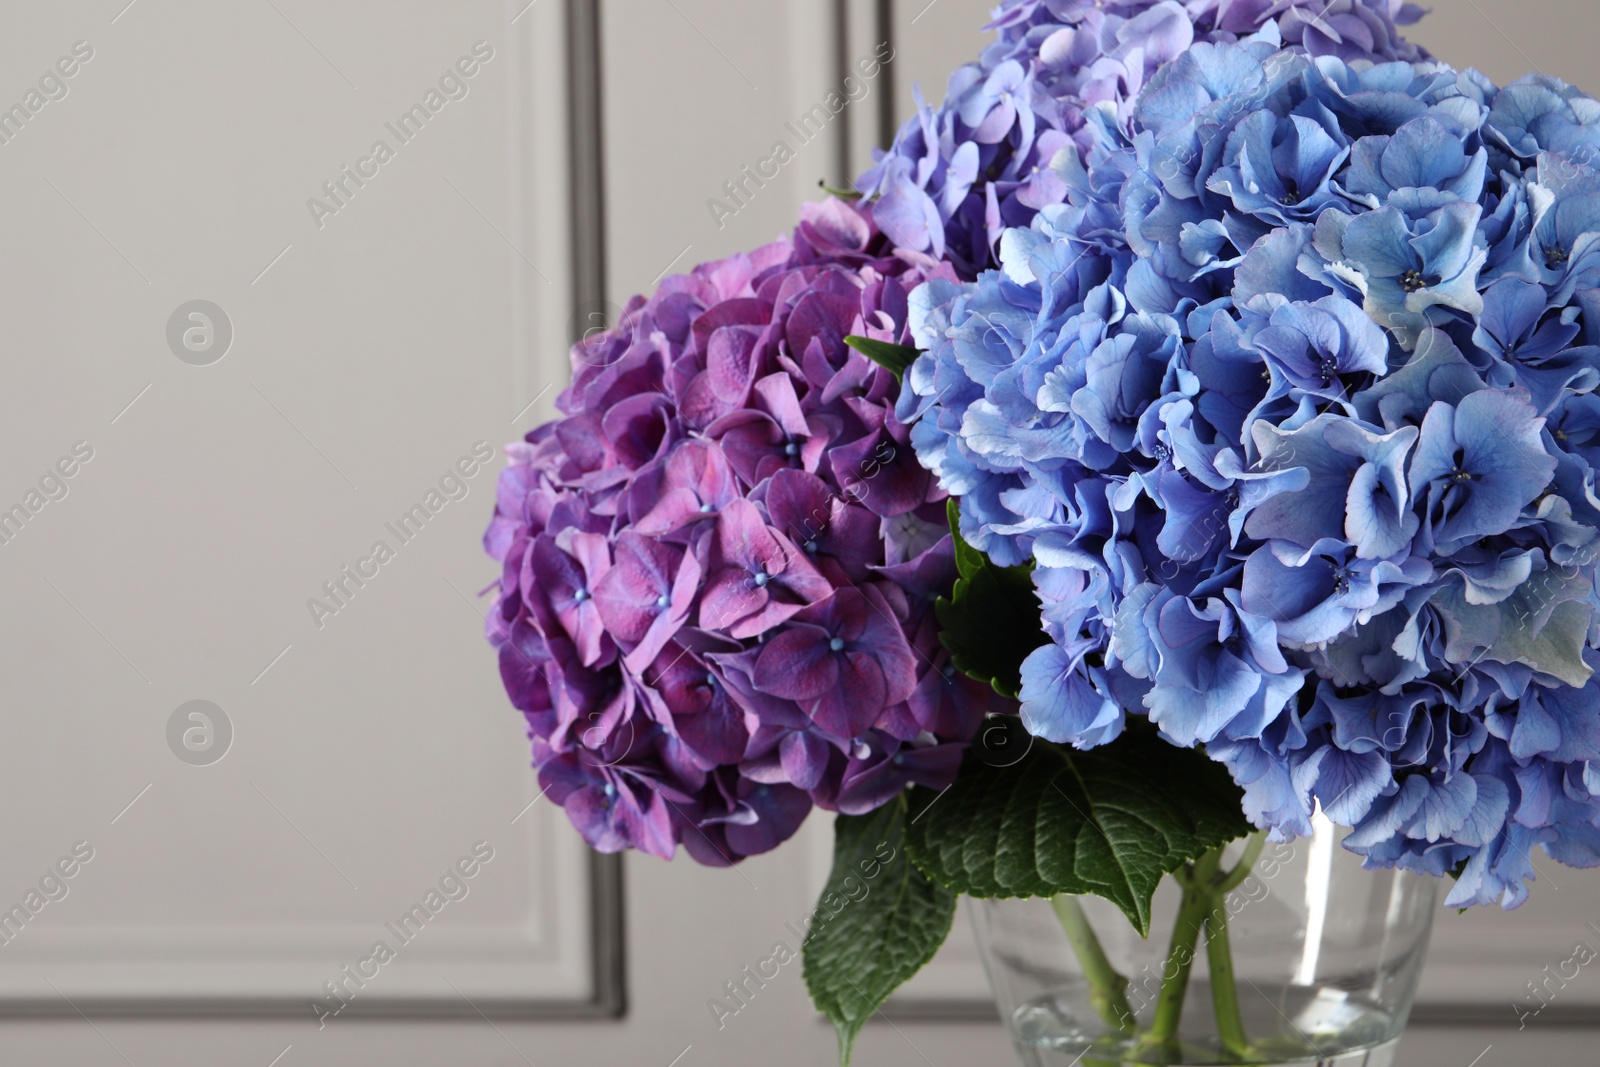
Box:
971, 819, 1438, 1066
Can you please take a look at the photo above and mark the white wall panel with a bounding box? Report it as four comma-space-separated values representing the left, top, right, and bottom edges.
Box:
0, 0, 605, 1022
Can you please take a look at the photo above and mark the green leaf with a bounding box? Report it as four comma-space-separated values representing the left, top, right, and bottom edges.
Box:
817, 180, 865, 200
802, 797, 957, 1066
904, 720, 1252, 936
935, 498, 1048, 698
844, 335, 920, 381
946, 498, 986, 579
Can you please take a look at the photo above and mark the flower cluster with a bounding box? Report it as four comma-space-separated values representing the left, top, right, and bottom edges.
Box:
483, 200, 992, 864
856, 0, 1427, 278
901, 41, 1600, 906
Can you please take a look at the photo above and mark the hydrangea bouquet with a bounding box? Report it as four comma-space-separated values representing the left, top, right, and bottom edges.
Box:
483, 1, 1600, 1062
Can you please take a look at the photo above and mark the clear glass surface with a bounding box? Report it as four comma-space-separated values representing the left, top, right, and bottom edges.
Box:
971, 821, 1438, 1066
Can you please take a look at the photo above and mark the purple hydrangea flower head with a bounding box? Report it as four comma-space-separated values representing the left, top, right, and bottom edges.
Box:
483, 199, 998, 863
902, 40, 1600, 908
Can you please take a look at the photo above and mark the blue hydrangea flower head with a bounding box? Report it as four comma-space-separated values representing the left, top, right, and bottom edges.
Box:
858, 0, 1429, 276
902, 40, 1600, 908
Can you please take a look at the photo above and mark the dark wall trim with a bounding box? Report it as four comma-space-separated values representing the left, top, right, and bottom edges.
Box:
1408, 1003, 1599, 1029
567, 0, 611, 341
875, 0, 897, 153
585, 845, 628, 1017
832, 0, 852, 188
566, 0, 627, 1019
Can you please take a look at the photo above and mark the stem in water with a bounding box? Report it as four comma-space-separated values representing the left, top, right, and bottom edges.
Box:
1051, 895, 1136, 1034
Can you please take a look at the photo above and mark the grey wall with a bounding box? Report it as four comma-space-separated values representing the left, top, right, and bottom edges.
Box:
0, 2, 1595, 1066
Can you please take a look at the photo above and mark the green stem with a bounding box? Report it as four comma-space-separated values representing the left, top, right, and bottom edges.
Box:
1051, 896, 1136, 1034
1204, 902, 1250, 1060
1213, 833, 1267, 896
1203, 833, 1264, 1061
1145, 850, 1222, 1049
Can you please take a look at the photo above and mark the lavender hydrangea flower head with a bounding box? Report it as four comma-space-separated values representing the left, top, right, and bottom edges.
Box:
484, 199, 996, 864
855, 0, 1428, 277
901, 41, 1600, 907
